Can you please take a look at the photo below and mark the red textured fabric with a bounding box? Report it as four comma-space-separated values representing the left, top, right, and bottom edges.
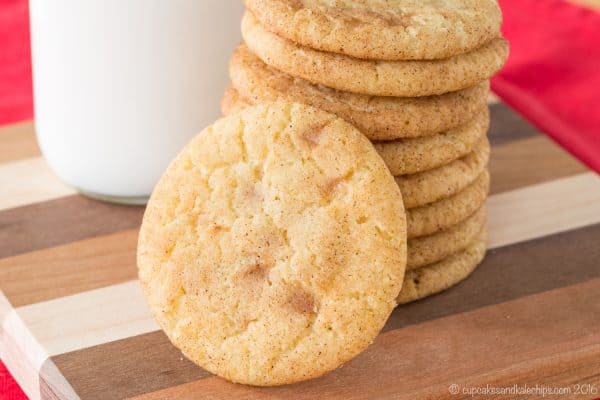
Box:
0, 362, 26, 400
0, 0, 32, 126
493, 0, 600, 172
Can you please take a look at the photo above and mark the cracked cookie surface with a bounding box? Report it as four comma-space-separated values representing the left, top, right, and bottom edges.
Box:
137, 102, 407, 386
242, 12, 508, 97
245, 0, 502, 61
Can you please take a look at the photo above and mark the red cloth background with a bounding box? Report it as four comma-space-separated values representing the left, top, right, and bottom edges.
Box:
0, 0, 31, 127
493, 0, 600, 172
0, 363, 26, 400
0, 0, 599, 399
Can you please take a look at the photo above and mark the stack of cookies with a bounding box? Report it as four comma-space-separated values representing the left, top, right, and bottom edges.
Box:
222, 0, 508, 304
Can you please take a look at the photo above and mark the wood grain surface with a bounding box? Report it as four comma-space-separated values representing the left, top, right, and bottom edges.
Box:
1, 102, 599, 400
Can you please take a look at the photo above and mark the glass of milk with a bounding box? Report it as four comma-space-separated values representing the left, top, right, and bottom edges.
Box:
29, 0, 244, 204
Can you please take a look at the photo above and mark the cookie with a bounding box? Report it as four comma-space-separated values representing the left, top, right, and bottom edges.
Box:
221, 85, 251, 116
228, 44, 490, 140
242, 12, 509, 97
397, 231, 487, 305
376, 109, 489, 176
245, 0, 502, 61
407, 169, 489, 238
408, 206, 486, 270
138, 102, 407, 386
396, 137, 490, 208
223, 86, 489, 177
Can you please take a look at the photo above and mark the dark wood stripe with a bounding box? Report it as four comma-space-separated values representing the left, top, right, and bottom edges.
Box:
0, 230, 138, 307
489, 135, 587, 195
0, 195, 143, 258
129, 279, 600, 400
384, 222, 600, 332
488, 103, 540, 146
47, 331, 209, 400
0, 121, 40, 163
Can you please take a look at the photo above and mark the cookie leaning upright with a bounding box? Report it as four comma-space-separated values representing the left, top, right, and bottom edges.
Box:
137, 102, 407, 386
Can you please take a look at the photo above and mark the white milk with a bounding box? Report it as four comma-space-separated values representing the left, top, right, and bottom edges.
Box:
30, 1, 244, 204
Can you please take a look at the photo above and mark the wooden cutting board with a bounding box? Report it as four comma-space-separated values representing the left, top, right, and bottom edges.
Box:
1, 100, 600, 400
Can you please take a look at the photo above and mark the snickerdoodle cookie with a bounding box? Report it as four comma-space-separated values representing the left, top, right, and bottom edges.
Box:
396, 137, 490, 208
376, 109, 489, 176
245, 0, 502, 61
242, 12, 508, 97
407, 169, 489, 238
398, 232, 487, 304
228, 44, 489, 139
138, 102, 407, 386
408, 206, 486, 270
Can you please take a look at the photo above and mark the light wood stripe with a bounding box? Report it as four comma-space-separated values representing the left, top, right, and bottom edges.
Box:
15, 281, 158, 357
0, 122, 39, 163
130, 278, 600, 400
487, 173, 600, 248
0, 158, 76, 211
1, 291, 79, 400
487, 91, 501, 105
0, 304, 44, 400
0, 290, 12, 326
